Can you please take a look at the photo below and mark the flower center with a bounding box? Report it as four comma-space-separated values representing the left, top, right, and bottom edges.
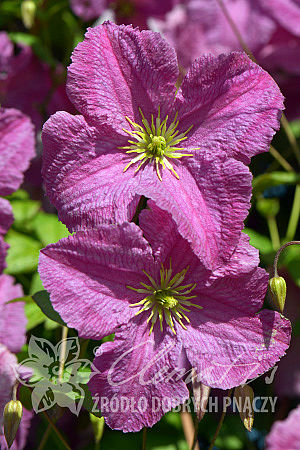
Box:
120, 107, 199, 181
127, 260, 202, 335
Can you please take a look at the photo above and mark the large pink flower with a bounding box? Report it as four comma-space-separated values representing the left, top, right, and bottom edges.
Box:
0, 108, 35, 271
42, 22, 284, 270
153, 0, 300, 118
38, 201, 291, 432
265, 405, 300, 449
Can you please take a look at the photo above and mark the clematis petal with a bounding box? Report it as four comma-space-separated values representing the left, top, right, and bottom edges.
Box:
0, 237, 8, 273
70, 0, 106, 21
137, 155, 252, 270
88, 315, 189, 432
42, 111, 141, 230
0, 345, 18, 426
179, 307, 291, 389
265, 405, 300, 450
67, 21, 179, 130
38, 223, 155, 339
0, 274, 26, 354
259, 0, 300, 36
176, 52, 284, 164
0, 108, 35, 196
0, 198, 13, 235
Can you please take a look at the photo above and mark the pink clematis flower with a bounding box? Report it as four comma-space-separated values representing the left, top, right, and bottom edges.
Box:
265, 405, 300, 449
0, 32, 51, 130
70, 0, 175, 27
42, 22, 284, 270
153, 0, 300, 118
38, 201, 291, 432
0, 108, 35, 271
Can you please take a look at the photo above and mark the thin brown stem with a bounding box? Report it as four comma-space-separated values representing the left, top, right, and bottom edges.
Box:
180, 411, 200, 450
142, 427, 147, 450
208, 389, 232, 450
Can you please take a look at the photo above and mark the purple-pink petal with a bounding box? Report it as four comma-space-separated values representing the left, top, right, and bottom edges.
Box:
176, 52, 284, 165
67, 22, 179, 130
265, 405, 300, 450
38, 223, 155, 339
0, 108, 35, 196
179, 309, 290, 389
0, 274, 26, 354
70, 0, 106, 21
88, 316, 189, 432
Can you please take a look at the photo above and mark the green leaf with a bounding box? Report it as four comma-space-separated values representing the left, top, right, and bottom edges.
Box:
82, 383, 102, 418
29, 272, 44, 295
5, 189, 29, 201
253, 172, 300, 196
32, 290, 66, 326
243, 228, 273, 254
32, 212, 70, 246
25, 302, 46, 331
10, 199, 41, 232
4, 230, 41, 275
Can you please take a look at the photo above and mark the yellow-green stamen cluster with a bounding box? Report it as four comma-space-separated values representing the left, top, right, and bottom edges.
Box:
127, 261, 202, 335
120, 107, 197, 181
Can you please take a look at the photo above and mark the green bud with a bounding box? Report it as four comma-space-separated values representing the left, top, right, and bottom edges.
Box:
269, 276, 287, 313
3, 400, 23, 449
256, 198, 280, 218
90, 414, 105, 444
234, 385, 254, 432
21, 1, 36, 29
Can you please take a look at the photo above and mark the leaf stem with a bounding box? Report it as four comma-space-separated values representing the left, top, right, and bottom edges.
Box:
208, 389, 232, 450
273, 241, 300, 277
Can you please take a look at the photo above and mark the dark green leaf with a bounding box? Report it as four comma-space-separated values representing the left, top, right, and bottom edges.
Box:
32, 290, 67, 326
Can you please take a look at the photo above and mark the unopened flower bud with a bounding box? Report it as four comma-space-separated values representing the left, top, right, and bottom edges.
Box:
3, 400, 23, 449
192, 369, 211, 421
21, 1, 36, 29
269, 276, 287, 313
234, 385, 254, 432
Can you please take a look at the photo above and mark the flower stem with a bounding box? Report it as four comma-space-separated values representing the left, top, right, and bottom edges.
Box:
142, 427, 147, 450
285, 185, 300, 241
208, 389, 232, 450
280, 114, 300, 167
180, 411, 200, 450
273, 241, 300, 277
269, 145, 294, 173
267, 216, 281, 251
58, 326, 68, 382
